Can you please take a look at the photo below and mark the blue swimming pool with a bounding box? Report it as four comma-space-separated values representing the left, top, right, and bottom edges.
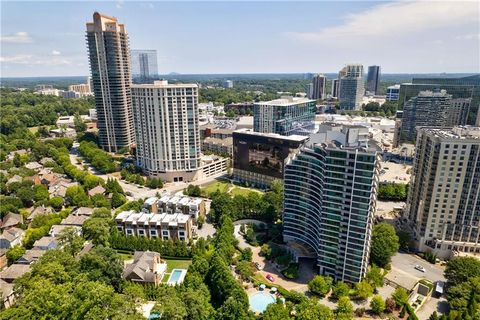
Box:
167, 269, 186, 285
249, 292, 276, 313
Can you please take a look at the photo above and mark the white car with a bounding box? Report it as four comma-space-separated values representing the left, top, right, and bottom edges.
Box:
414, 265, 426, 273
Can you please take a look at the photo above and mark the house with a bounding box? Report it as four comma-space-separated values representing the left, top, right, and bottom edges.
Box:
0, 227, 25, 249
49, 128, 76, 138
6, 149, 27, 161
48, 179, 77, 197
71, 207, 94, 217
88, 185, 106, 197
16, 249, 45, 265
1, 213, 23, 230
0, 250, 7, 270
40, 173, 60, 186
0, 264, 31, 283
6, 175, 22, 185
25, 175, 42, 185
25, 162, 43, 171
123, 251, 167, 285
33, 236, 58, 251
60, 215, 89, 227
0, 279, 15, 309
49, 225, 81, 238
27, 206, 53, 222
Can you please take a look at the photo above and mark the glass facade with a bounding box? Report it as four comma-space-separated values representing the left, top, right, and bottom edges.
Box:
283, 145, 379, 283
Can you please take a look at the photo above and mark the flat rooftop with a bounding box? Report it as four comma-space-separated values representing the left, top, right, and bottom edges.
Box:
131, 80, 197, 89
420, 126, 480, 140
233, 128, 308, 142
254, 96, 315, 106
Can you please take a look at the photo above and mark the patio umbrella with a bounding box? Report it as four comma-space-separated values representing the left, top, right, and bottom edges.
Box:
259, 284, 266, 290
271, 287, 277, 293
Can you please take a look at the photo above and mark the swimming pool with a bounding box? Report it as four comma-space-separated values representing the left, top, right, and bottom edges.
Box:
249, 292, 276, 313
167, 269, 186, 285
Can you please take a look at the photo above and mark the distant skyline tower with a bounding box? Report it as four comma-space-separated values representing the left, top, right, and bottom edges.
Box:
339, 64, 364, 110
366, 65, 381, 95
332, 79, 340, 98
131, 49, 159, 82
310, 74, 327, 100
86, 12, 135, 152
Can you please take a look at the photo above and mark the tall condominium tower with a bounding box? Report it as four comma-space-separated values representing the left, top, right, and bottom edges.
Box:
283, 126, 380, 282
253, 96, 316, 136
398, 90, 459, 143
310, 74, 327, 100
386, 84, 400, 101
331, 79, 340, 98
131, 49, 158, 81
366, 65, 381, 95
86, 12, 135, 152
339, 64, 365, 110
132, 80, 201, 182
406, 126, 480, 258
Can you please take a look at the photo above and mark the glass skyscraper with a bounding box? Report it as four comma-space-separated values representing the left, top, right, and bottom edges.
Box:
131, 50, 159, 82
283, 130, 380, 283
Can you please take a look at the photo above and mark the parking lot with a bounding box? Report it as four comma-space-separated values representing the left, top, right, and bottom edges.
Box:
387, 252, 446, 290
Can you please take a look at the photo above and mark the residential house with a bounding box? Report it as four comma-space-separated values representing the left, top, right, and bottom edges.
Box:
25, 162, 43, 171
0, 213, 23, 230
123, 251, 167, 285
16, 249, 45, 265
0, 264, 31, 283
40, 173, 60, 186
88, 185, 105, 197
60, 215, 89, 227
49, 225, 81, 238
6, 175, 22, 185
6, 149, 27, 161
71, 207, 94, 217
27, 206, 53, 222
0, 228, 25, 249
0, 279, 15, 309
33, 236, 58, 251
0, 250, 7, 270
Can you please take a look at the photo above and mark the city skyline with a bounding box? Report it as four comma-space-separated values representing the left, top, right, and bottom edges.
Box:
1, 0, 479, 77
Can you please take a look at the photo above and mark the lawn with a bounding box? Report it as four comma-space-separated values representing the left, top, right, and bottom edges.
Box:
230, 186, 263, 197
164, 258, 192, 273
117, 251, 134, 261
202, 180, 231, 195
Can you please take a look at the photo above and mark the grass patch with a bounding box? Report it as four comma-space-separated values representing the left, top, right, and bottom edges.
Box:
116, 251, 134, 261
230, 186, 261, 197
165, 258, 192, 273
202, 180, 231, 195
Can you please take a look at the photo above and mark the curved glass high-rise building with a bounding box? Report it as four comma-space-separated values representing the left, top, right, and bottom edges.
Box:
283, 132, 380, 283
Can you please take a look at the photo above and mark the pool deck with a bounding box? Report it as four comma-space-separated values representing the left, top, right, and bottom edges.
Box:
166, 268, 187, 286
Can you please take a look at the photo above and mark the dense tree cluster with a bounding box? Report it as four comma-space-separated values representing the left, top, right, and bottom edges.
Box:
78, 141, 117, 173
370, 223, 400, 267
210, 180, 284, 223
378, 182, 408, 201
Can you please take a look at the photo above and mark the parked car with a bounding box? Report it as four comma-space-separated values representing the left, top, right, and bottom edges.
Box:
414, 265, 426, 273
266, 274, 275, 282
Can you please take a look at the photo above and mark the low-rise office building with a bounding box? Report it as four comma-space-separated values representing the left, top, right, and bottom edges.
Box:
232, 128, 308, 188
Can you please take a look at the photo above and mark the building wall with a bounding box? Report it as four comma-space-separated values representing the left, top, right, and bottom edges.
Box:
86, 12, 135, 152
366, 66, 380, 95
283, 145, 379, 283
131, 50, 158, 81
406, 127, 480, 258
132, 81, 201, 181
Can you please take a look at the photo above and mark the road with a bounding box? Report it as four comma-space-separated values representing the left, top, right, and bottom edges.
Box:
387, 252, 446, 290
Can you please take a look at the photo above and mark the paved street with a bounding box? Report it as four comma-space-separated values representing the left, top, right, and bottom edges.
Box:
387, 253, 446, 290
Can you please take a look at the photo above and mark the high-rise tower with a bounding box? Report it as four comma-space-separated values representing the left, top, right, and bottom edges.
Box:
366, 65, 381, 95
339, 64, 364, 110
86, 12, 135, 152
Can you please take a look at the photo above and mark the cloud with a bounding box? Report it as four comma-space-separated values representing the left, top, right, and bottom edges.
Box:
52, 50, 61, 56
0, 32, 32, 44
456, 33, 480, 40
0, 54, 71, 66
286, 1, 479, 43
116, 0, 124, 9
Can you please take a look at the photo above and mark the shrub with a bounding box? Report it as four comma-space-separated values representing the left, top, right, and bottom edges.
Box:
370, 295, 386, 315
281, 263, 299, 279
308, 275, 332, 298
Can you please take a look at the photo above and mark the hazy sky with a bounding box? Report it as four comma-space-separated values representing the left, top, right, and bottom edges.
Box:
1, 0, 479, 77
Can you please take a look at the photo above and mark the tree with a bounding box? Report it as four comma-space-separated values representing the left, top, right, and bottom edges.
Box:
79, 246, 123, 290
182, 288, 214, 320
370, 223, 399, 267
336, 296, 353, 319
83, 174, 103, 190
355, 281, 374, 300
241, 247, 253, 262
65, 185, 90, 207
56, 227, 84, 256
48, 196, 64, 210
295, 300, 334, 320
82, 218, 111, 246
33, 184, 49, 203
308, 275, 332, 297
445, 257, 480, 286
236, 260, 254, 280
370, 295, 386, 315
214, 296, 251, 320
74, 112, 87, 133
385, 297, 396, 313
429, 311, 439, 320
16, 187, 35, 207
332, 281, 350, 299
262, 301, 290, 320
365, 265, 384, 288
184, 184, 201, 197
392, 287, 409, 308
6, 245, 26, 264
111, 192, 127, 208
105, 178, 124, 194
397, 230, 413, 250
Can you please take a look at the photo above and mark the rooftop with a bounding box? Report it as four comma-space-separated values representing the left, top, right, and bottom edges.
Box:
132, 80, 198, 89
254, 96, 315, 106
420, 126, 480, 141
233, 128, 308, 142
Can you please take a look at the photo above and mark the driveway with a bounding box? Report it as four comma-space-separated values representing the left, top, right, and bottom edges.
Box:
387, 253, 446, 290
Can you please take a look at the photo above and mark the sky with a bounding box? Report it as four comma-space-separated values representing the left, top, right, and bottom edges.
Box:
1, 0, 479, 77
